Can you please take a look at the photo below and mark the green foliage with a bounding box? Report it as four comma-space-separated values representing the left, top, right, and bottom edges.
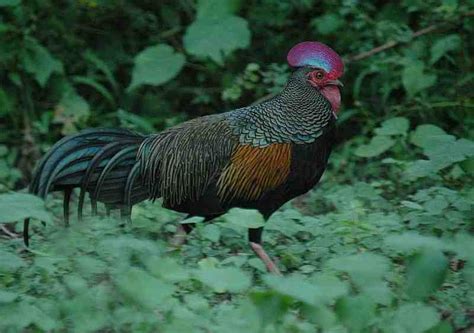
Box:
184, 16, 250, 64
183, 0, 250, 64
128, 44, 185, 91
21, 37, 63, 87
355, 135, 395, 157
0, 0, 473, 332
0, 192, 52, 223
402, 61, 437, 98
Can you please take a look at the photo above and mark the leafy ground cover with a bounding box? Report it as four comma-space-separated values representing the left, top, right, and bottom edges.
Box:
0, 0, 473, 332
1, 120, 472, 332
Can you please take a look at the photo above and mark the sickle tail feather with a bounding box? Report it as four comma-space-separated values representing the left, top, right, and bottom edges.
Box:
24, 128, 149, 246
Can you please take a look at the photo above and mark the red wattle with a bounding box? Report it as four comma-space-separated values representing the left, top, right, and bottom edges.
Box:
320, 86, 341, 113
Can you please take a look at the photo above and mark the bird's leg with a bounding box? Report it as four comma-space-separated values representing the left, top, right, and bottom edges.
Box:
63, 188, 72, 227
170, 223, 195, 247
248, 227, 281, 275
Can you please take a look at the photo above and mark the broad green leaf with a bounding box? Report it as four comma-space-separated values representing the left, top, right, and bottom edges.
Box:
384, 232, 444, 253
224, 208, 265, 228
264, 275, 322, 305
401, 200, 424, 210
128, 44, 185, 91
211, 299, 261, 332
404, 159, 439, 180
406, 249, 448, 300
247, 257, 266, 272
184, 16, 251, 64
0, 302, 57, 331
405, 141, 472, 179
194, 267, 251, 293
196, 0, 240, 19
423, 195, 448, 215
250, 290, 292, 326
54, 86, 90, 134
327, 253, 390, 286
302, 304, 338, 330
430, 34, 461, 64
308, 273, 350, 304
447, 233, 474, 261
266, 210, 304, 236
116, 268, 175, 309
423, 139, 474, 171
0, 290, 18, 303
22, 38, 63, 87
375, 117, 410, 136
63, 275, 88, 292
402, 61, 437, 97
335, 295, 375, 333
410, 124, 452, 148
201, 224, 221, 242
355, 135, 395, 157
0, 192, 52, 224
363, 281, 393, 305
198, 257, 220, 269
387, 303, 440, 333
264, 274, 348, 306
146, 257, 190, 282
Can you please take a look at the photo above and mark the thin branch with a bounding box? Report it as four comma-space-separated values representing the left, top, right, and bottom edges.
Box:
347, 10, 474, 62
347, 41, 397, 62
1, 225, 19, 239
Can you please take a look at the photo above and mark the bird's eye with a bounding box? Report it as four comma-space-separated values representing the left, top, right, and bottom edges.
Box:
315, 71, 324, 80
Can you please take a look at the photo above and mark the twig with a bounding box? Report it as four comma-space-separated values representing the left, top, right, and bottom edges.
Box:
347, 10, 474, 62
348, 41, 398, 62
1, 225, 19, 239
159, 27, 182, 39
347, 26, 438, 62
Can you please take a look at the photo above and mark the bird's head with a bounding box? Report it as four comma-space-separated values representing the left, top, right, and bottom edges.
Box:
287, 41, 344, 114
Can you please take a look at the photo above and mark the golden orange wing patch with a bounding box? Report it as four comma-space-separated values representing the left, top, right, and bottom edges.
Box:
217, 143, 292, 201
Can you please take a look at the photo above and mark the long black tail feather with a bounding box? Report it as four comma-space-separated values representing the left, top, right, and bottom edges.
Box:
24, 128, 149, 246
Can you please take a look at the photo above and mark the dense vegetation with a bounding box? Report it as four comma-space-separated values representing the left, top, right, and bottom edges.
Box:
0, 0, 473, 332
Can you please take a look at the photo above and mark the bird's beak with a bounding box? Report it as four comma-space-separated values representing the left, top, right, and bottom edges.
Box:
326, 79, 343, 87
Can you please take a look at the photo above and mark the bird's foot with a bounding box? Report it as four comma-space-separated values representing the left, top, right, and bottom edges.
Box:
170, 224, 188, 247
249, 242, 282, 275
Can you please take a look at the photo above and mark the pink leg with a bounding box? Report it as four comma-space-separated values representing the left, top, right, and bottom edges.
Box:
250, 242, 282, 275
170, 224, 188, 247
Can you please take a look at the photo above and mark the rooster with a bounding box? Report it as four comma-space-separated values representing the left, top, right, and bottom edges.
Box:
24, 41, 344, 274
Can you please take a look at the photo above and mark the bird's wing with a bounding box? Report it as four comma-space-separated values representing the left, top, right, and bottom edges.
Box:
138, 114, 239, 207
138, 113, 295, 208
216, 142, 293, 202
